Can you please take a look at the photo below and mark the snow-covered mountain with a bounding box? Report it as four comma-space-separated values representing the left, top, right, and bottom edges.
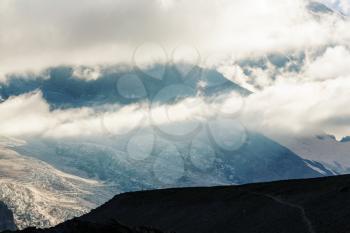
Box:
307, 0, 347, 17
0, 2, 346, 229
14, 130, 324, 190
0, 0, 349, 231
0, 66, 248, 109
0, 63, 327, 228
277, 134, 350, 175
0, 139, 113, 230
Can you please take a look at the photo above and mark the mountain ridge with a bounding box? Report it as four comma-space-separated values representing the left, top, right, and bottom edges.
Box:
8, 174, 350, 233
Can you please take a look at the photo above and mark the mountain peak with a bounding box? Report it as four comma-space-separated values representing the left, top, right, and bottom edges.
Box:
307, 1, 334, 14
340, 136, 350, 143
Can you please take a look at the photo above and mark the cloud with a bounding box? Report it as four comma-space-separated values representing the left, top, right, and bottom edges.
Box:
1, 0, 350, 140
2, 77, 350, 141
241, 73, 350, 139
322, 0, 350, 15
339, 0, 350, 14
305, 46, 350, 80
0, 86, 245, 139
0, 0, 350, 81
0, 91, 100, 137
0, 90, 213, 138
72, 66, 102, 81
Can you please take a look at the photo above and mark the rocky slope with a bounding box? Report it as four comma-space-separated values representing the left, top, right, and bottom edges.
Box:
0, 144, 113, 230
0, 202, 16, 232
277, 134, 350, 174
16, 132, 325, 191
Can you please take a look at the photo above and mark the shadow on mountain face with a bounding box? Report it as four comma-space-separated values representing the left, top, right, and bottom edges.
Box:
15, 130, 327, 194
307, 1, 334, 14
0, 65, 248, 109
0, 202, 16, 232
8, 174, 350, 233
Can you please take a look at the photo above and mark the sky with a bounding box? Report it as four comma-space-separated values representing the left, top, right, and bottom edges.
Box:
1, 0, 350, 139
0, 0, 349, 78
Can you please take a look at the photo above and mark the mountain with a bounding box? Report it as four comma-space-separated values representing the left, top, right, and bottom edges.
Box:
277, 134, 350, 175
81, 175, 350, 233
4, 64, 325, 188
307, 1, 347, 18
14, 132, 325, 191
307, 1, 335, 14
0, 202, 16, 232
340, 136, 350, 143
0, 141, 114, 230
0, 0, 348, 232
14, 221, 166, 233
0, 65, 248, 109
8, 174, 350, 233
1, 64, 328, 228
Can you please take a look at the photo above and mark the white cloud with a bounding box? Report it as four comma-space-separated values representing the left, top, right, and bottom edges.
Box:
0, 91, 212, 138
1, 0, 350, 140
0, 0, 350, 81
305, 46, 350, 80
72, 66, 102, 81
0, 91, 100, 137
339, 0, 350, 14
3, 77, 350, 141
322, 0, 350, 15
241, 74, 350, 139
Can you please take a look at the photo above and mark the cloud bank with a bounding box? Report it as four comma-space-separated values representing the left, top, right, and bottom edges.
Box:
1, 0, 350, 140
0, 0, 349, 81
2, 74, 350, 140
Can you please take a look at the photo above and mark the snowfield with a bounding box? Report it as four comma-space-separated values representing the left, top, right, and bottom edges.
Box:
0, 141, 111, 230
278, 135, 350, 175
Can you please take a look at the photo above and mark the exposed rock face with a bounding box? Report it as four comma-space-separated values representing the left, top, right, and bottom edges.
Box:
0, 146, 113, 230
0, 201, 16, 232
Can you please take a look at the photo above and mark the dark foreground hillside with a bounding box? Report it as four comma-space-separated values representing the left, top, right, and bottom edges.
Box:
9, 175, 350, 233
13, 221, 166, 233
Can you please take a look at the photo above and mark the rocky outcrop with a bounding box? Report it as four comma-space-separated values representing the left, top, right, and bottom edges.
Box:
0, 201, 16, 232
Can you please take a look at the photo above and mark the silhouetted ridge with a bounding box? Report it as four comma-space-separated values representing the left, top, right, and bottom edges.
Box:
7, 220, 168, 233
9, 174, 350, 233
